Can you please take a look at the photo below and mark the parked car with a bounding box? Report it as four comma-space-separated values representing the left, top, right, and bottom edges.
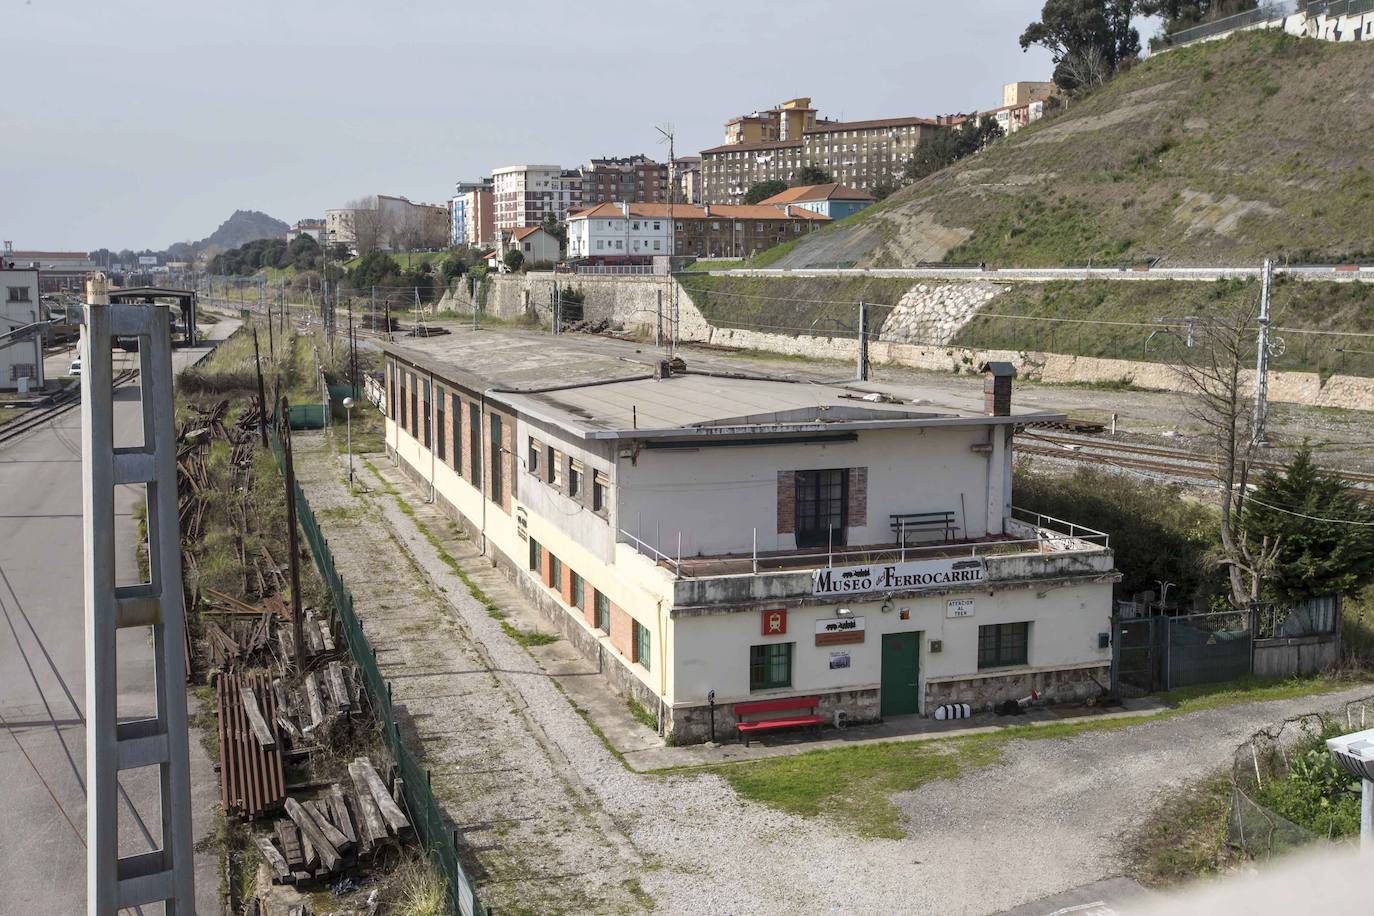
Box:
69, 358, 82, 376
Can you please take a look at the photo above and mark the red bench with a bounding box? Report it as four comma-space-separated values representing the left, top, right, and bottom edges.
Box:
734, 696, 824, 746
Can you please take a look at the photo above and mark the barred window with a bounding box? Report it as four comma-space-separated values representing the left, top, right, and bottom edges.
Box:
749, 643, 793, 691
978, 622, 1029, 669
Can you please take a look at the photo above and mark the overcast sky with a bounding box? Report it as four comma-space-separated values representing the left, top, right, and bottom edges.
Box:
2, 0, 1100, 251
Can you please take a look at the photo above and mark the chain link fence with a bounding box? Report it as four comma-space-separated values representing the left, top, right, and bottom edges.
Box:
1229, 693, 1374, 857
268, 393, 488, 916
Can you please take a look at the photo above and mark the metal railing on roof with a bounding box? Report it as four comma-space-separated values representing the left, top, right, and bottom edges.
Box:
618, 507, 1109, 580
1305, 0, 1374, 17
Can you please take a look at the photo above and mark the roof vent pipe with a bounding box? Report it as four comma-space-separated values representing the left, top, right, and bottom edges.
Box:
980, 361, 1015, 417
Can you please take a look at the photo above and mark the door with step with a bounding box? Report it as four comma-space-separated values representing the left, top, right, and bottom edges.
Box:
880, 631, 921, 717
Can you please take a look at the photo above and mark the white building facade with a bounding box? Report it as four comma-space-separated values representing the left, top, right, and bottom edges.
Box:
381, 334, 1118, 742
492, 165, 583, 232
0, 266, 44, 391
567, 202, 671, 260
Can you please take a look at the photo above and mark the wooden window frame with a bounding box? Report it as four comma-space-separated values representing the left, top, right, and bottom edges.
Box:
749, 643, 793, 691
978, 622, 1030, 669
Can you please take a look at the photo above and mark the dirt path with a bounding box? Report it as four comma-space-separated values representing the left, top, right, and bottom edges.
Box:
294, 428, 1373, 915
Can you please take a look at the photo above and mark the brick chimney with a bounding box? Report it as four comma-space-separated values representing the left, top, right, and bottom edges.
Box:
980, 362, 1015, 417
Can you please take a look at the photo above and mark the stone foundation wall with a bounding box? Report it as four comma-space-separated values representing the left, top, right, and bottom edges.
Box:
925, 664, 1110, 711
666, 688, 881, 745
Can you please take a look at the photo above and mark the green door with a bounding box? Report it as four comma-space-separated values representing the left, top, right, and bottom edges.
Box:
880, 632, 921, 717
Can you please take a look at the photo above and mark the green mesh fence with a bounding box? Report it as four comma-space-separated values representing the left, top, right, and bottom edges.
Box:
268, 405, 487, 916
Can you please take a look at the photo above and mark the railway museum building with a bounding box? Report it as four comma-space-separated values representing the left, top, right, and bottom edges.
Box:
382, 333, 1118, 741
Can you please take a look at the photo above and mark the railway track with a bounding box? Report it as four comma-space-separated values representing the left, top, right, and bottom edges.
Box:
0, 369, 138, 447
1017, 428, 1374, 493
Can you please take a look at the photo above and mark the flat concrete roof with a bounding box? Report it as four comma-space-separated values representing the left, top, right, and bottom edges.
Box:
384, 329, 1062, 441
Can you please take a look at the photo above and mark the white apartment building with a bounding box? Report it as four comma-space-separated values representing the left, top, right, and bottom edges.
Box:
566, 202, 671, 260
492, 165, 583, 232
0, 265, 44, 391
382, 333, 1118, 743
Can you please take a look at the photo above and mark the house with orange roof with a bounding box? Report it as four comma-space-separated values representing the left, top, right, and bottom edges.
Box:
566, 201, 828, 263
758, 183, 875, 220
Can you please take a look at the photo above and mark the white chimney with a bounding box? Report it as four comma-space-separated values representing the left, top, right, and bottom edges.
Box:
619, 201, 630, 217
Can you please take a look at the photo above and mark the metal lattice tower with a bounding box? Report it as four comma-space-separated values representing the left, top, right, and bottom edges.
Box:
81, 302, 195, 914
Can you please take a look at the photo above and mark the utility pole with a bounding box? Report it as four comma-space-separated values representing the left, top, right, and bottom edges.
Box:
655, 287, 663, 347
553, 281, 561, 335
348, 308, 358, 399
279, 395, 306, 673
1251, 257, 1273, 449
857, 300, 869, 381
252, 328, 269, 449
81, 302, 195, 913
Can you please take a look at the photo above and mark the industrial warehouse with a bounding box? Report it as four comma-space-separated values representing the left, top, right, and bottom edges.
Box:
381, 331, 1119, 742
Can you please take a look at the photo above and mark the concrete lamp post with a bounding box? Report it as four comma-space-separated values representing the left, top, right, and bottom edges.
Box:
1325, 727, 1374, 851
342, 396, 355, 493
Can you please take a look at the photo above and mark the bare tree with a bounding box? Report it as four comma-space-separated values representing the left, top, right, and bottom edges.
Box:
389, 206, 424, 253
347, 196, 394, 254
1058, 46, 1111, 98
1174, 297, 1282, 607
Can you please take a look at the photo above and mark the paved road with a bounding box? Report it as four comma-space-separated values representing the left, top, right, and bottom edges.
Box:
0, 317, 238, 914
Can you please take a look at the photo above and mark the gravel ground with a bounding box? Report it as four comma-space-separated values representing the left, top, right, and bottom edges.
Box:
293, 427, 1374, 915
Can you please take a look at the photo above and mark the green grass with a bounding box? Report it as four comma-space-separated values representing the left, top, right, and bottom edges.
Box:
626, 698, 657, 730
500, 622, 559, 647
680, 259, 744, 272
0, 407, 23, 426
344, 251, 449, 271
772, 31, 1374, 268
679, 671, 1365, 839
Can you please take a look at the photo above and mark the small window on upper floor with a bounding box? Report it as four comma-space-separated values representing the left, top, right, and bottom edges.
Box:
569, 459, 583, 499
528, 437, 543, 478
550, 448, 565, 489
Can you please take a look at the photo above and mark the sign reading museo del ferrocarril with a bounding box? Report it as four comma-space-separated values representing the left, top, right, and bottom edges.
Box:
812, 557, 987, 597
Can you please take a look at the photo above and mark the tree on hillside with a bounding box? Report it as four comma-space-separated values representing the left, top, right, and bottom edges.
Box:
503, 248, 525, 273
1020, 0, 1140, 96
350, 250, 402, 290
903, 115, 1005, 183
1243, 446, 1374, 601
744, 179, 789, 204
1139, 0, 1257, 37
347, 196, 392, 255
793, 165, 833, 186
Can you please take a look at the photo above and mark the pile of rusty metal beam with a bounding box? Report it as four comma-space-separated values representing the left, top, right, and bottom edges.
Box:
253, 757, 412, 887
215, 671, 287, 820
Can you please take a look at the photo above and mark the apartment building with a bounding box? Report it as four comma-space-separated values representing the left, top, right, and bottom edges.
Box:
287, 220, 326, 244
724, 97, 819, 144
580, 155, 670, 206
492, 165, 584, 232
674, 156, 702, 204
1003, 80, 1056, 107
450, 179, 494, 247
700, 116, 952, 204
382, 334, 1117, 742
566, 202, 828, 262
325, 195, 449, 252
0, 263, 44, 390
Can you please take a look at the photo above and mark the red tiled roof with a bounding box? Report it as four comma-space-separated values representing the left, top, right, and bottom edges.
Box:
804, 116, 944, 134
568, 203, 828, 222
759, 183, 876, 205
699, 139, 804, 155
511, 226, 545, 241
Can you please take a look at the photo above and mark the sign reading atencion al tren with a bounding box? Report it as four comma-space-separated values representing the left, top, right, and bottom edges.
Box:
812, 557, 987, 597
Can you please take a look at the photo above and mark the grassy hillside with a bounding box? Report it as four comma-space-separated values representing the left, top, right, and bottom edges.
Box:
768, 32, 1374, 268
679, 274, 1374, 377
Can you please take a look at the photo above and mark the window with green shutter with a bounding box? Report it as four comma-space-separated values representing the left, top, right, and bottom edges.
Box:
633, 620, 651, 671
529, 537, 542, 575
749, 643, 793, 691
594, 591, 610, 632
571, 571, 584, 609
549, 555, 562, 593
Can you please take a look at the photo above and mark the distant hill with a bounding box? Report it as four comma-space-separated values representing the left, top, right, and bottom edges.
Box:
765, 32, 1374, 269
165, 210, 289, 261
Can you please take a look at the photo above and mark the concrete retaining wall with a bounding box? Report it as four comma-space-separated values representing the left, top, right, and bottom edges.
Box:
461, 274, 1374, 413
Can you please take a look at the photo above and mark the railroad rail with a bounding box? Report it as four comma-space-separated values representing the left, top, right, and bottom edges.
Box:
0, 369, 138, 447
1017, 429, 1374, 493
215, 670, 287, 821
